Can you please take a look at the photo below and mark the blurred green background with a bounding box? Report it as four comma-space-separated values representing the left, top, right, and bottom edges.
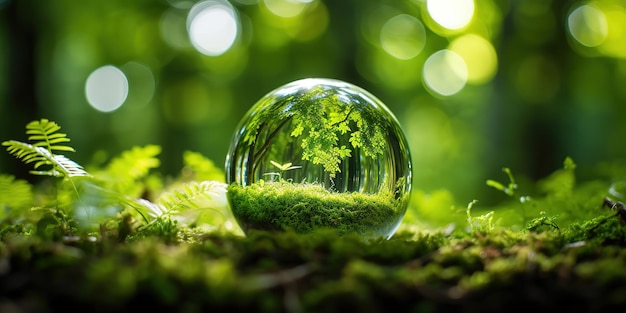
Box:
1, 0, 626, 206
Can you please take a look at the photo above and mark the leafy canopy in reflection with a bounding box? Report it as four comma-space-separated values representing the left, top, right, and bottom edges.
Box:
244, 85, 387, 178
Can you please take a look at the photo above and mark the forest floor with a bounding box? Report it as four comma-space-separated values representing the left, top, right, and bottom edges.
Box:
2, 210, 626, 313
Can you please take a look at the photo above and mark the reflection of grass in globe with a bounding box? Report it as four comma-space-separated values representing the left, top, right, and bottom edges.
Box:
227, 181, 402, 238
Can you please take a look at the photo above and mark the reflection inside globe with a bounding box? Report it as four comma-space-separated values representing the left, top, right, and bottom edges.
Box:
225, 78, 412, 239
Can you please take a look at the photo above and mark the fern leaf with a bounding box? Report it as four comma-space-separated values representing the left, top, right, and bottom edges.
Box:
126, 181, 228, 227
25, 119, 75, 153
0, 174, 33, 216
130, 198, 167, 221
53, 154, 91, 177
106, 145, 161, 180
94, 145, 161, 197
182, 151, 224, 182
158, 181, 227, 215
2, 140, 89, 178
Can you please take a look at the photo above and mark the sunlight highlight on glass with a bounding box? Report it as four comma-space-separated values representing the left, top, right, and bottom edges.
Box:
449, 34, 498, 85
567, 4, 608, 47
187, 1, 239, 56
85, 65, 129, 113
264, 0, 313, 18
380, 14, 426, 60
426, 0, 474, 30
423, 50, 468, 96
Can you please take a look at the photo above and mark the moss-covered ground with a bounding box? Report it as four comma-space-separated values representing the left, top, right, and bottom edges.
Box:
2, 210, 626, 313
3, 121, 626, 312
227, 181, 402, 238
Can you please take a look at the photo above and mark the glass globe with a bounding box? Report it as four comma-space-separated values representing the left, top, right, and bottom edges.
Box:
225, 78, 412, 239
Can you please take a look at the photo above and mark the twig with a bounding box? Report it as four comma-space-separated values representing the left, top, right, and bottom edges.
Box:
602, 197, 626, 225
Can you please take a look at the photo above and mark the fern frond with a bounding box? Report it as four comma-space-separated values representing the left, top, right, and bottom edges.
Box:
25, 119, 75, 153
106, 145, 161, 180
182, 150, 224, 182
127, 181, 227, 225
157, 181, 227, 216
0, 174, 34, 216
126, 198, 165, 223
2, 140, 89, 178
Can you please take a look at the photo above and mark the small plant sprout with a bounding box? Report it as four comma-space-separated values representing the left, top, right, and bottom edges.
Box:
270, 160, 302, 172
526, 211, 559, 231
486, 167, 518, 197
486, 167, 533, 224
466, 200, 495, 233
263, 160, 302, 181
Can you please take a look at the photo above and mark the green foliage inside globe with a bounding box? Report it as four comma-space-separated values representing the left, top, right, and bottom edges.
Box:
225, 78, 412, 239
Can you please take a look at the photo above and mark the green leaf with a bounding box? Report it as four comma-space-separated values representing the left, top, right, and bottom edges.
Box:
48, 137, 72, 144
3, 140, 89, 178
182, 150, 224, 182
270, 160, 285, 170
337, 122, 351, 134
96, 145, 162, 196
271, 160, 296, 171
563, 156, 576, 170
132, 181, 228, 226
49, 145, 76, 152
290, 124, 304, 137
486, 168, 517, 196
486, 179, 505, 192
23, 118, 75, 153
0, 174, 33, 217
106, 145, 161, 181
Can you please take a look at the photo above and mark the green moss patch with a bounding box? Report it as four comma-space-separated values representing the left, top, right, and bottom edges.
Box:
227, 181, 403, 238
3, 219, 626, 312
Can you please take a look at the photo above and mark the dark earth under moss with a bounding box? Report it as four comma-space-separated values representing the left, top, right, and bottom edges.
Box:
2, 213, 626, 313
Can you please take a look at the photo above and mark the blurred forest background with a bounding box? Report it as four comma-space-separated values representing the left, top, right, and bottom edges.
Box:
1, 0, 626, 206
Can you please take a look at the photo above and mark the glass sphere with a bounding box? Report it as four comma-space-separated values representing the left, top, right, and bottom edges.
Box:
225, 78, 412, 239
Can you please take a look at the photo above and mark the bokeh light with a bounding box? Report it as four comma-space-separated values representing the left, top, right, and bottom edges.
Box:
283, 1, 328, 41
568, 4, 608, 47
380, 14, 426, 60
160, 8, 190, 50
187, 0, 239, 56
234, 0, 259, 4
364, 50, 422, 90
85, 65, 129, 113
119, 62, 156, 109
264, 0, 313, 18
599, 4, 626, 58
426, 0, 474, 30
423, 50, 468, 96
166, 0, 195, 9
448, 34, 498, 85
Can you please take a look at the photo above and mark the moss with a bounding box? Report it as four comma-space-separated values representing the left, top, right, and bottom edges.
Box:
3, 219, 626, 312
227, 181, 403, 238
